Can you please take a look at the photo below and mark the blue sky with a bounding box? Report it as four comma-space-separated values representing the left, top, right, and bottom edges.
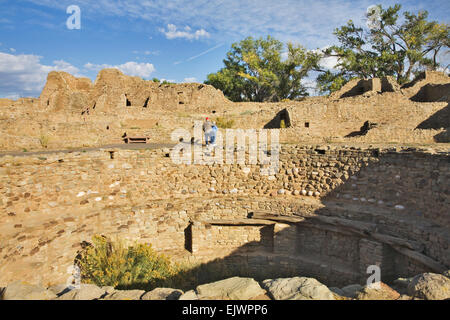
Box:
0, 0, 448, 98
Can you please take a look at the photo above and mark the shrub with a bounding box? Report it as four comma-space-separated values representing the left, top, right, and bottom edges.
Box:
215, 117, 235, 129
76, 236, 297, 292
76, 235, 180, 290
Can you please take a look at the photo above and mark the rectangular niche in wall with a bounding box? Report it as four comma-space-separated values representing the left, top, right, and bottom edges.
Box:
305, 122, 310, 128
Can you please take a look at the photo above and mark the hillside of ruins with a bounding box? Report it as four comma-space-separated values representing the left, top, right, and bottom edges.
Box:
0, 69, 449, 151
0, 68, 449, 300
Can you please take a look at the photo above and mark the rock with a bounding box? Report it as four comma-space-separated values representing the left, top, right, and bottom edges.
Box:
56, 284, 106, 300
407, 273, 450, 300
329, 287, 345, 296
250, 294, 272, 300
47, 284, 73, 297
101, 286, 116, 295
340, 284, 363, 298
355, 282, 401, 300
103, 289, 145, 300
178, 290, 199, 300
141, 288, 184, 300
196, 277, 266, 300
1, 281, 57, 300
392, 277, 413, 294
262, 277, 335, 300
443, 270, 450, 279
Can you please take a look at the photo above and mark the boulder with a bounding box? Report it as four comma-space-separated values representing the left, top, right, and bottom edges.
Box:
196, 277, 266, 300
141, 288, 184, 300
1, 281, 57, 300
47, 284, 73, 297
329, 287, 345, 296
392, 277, 414, 294
101, 286, 116, 295
262, 277, 335, 300
407, 273, 450, 300
56, 284, 106, 300
340, 284, 363, 298
178, 290, 199, 300
103, 289, 145, 300
355, 282, 401, 300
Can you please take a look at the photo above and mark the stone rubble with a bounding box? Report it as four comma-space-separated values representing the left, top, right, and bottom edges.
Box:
2, 271, 448, 300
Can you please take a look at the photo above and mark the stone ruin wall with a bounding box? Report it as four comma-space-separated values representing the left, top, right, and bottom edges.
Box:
0, 70, 448, 151
0, 146, 448, 287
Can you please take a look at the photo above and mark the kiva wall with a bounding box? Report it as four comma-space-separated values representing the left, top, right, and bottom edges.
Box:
0, 145, 448, 287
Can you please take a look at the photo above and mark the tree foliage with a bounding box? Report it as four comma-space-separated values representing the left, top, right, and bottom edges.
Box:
317, 4, 449, 94
205, 36, 321, 102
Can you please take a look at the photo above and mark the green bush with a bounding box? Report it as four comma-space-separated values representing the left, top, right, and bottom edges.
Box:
215, 117, 235, 129
75, 235, 299, 292
76, 235, 180, 290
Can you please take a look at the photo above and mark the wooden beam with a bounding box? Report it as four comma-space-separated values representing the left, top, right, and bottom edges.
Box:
251, 213, 305, 224
253, 213, 425, 252
391, 246, 447, 273
371, 233, 424, 252
200, 219, 276, 226
307, 215, 377, 234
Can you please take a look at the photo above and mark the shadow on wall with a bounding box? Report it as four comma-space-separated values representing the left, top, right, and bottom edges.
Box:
345, 121, 378, 138
410, 84, 450, 103
415, 103, 449, 143
96, 150, 448, 292
264, 109, 291, 129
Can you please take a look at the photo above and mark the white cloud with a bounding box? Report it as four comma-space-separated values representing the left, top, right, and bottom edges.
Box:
22, 0, 450, 51
183, 77, 197, 83
302, 77, 319, 96
84, 61, 155, 78
159, 24, 210, 40
0, 51, 80, 98
160, 78, 175, 83
313, 47, 340, 70
320, 56, 339, 70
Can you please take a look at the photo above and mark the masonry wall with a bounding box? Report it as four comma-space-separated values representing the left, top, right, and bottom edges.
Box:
0, 145, 448, 287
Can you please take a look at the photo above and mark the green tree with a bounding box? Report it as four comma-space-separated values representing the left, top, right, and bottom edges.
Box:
205, 36, 321, 102
317, 4, 449, 94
